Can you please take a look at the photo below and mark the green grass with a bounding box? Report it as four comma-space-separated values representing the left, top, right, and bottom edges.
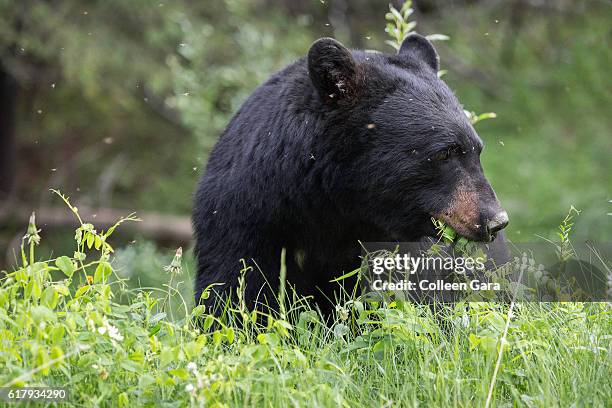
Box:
0, 201, 610, 407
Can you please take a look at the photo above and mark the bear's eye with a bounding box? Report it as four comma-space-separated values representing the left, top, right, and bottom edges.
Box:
434, 150, 450, 161
433, 145, 461, 162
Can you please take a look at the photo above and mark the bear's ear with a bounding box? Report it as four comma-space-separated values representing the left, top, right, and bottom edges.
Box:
308, 38, 358, 103
398, 33, 439, 72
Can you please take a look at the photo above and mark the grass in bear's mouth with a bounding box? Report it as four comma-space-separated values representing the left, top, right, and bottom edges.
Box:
429, 218, 493, 256
431, 217, 462, 244
431, 218, 502, 245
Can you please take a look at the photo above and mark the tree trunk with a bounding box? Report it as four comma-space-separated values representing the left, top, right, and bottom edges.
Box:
0, 62, 18, 202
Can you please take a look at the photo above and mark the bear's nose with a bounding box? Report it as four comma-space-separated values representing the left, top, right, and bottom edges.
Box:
486, 211, 509, 235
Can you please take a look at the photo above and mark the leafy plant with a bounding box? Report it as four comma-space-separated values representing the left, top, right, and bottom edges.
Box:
0, 194, 610, 406
464, 110, 497, 126
384, 1, 417, 50
385, 2, 495, 127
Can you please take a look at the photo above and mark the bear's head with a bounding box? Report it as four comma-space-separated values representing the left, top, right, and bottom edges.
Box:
307, 34, 508, 242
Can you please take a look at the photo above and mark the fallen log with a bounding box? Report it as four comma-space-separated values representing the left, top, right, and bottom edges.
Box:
0, 203, 193, 244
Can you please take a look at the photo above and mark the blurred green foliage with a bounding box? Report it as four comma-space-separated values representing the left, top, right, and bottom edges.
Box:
435, 4, 611, 242
113, 240, 195, 310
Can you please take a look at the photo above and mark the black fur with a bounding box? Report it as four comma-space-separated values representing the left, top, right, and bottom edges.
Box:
193, 36, 507, 313
398, 33, 439, 72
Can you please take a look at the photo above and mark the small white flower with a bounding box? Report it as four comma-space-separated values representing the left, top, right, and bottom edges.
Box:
92, 317, 124, 342
107, 324, 124, 342
164, 247, 183, 275
187, 362, 197, 372
335, 305, 349, 321
185, 384, 194, 392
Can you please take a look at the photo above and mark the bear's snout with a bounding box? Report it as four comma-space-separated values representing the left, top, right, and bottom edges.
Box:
485, 211, 509, 238
479, 192, 509, 242
436, 180, 509, 242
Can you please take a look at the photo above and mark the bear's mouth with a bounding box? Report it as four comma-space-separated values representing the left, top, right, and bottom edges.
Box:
430, 214, 493, 243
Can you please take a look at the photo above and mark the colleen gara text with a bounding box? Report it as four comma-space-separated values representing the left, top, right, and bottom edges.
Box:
371, 279, 501, 292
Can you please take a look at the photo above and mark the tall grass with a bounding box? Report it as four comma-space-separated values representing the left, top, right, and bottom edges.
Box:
0, 192, 610, 407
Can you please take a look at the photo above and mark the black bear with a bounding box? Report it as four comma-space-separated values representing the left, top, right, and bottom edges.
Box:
193, 34, 509, 313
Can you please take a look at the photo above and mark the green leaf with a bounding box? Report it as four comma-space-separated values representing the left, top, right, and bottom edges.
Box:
390, 7, 403, 23
118, 393, 129, 408
119, 360, 141, 373
372, 338, 393, 358
225, 327, 235, 343
150, 312, 167, 325
105, 225, 117, 238
400, 0, 413, 15
470, 112, 497, 125
55, 256, 75, 277
93, 262, 113, 284
191, 305, 206, 318
257, 332, 280, 346
49, 325, 66, 344
160, 347, 178, 368
149, 323, 162, 336
77, 353, 97, 368
274, 319, 293, 337
0, 289, 7, 309
330, 268, 359, 282
41, 286, 59, 309
443, 226, 457, 242
385, 39, 401, 50
86, 233, 95, 249
50, 346, 64, 364
184, 340, 205, 359
426, 33, 450, 42
26, 279, 42, 300
138, 374, 155, 388
75, 285, 91, 298
333, 323, 349, 339
94, 235, 102, 250
14, 267, 28, 283
129, 348, 145, 363
31, 305, 57, 324
203, 315, 214, 331
169, 368, 189, 380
